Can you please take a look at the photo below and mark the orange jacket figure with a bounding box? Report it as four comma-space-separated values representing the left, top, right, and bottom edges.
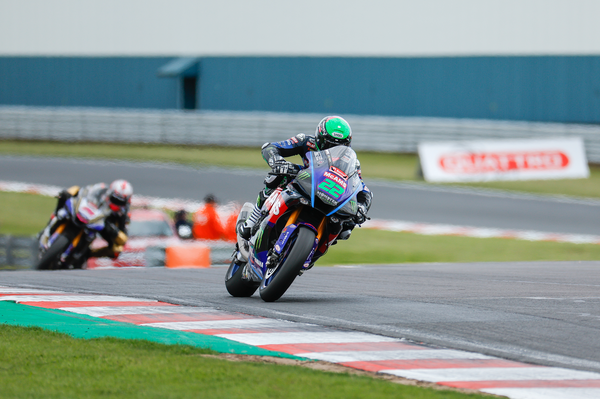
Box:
192, 197, 225, 240
223, 208, 240, 242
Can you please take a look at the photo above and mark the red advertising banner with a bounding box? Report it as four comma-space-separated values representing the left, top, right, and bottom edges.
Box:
419, 138, 589, 182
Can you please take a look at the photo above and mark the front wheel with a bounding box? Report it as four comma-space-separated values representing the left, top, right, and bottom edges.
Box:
35, 235, 71, 270
35, 224, 79, 270
225, 259, 259, 297
259, 226, 316, 302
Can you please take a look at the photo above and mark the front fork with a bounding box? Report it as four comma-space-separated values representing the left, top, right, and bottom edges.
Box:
268, 207, 328, 272
44, 222, 86, 264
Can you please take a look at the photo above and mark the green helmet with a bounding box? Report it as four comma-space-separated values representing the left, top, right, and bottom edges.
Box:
315, 116, 352, 150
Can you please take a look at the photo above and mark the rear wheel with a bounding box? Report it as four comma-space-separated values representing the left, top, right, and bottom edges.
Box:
225, 258, 259, 297
259, 226, 316, 302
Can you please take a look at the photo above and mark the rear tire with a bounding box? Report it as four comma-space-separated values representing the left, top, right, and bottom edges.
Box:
259, 226, 316, 302
35, 235, 71, 270
225, 259, 259, 297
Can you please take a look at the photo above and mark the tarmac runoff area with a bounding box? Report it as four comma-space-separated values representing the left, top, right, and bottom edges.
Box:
3, 179, 600, 246
3, 286, 600, 399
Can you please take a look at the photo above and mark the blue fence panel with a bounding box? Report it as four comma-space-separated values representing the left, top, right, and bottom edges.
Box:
199, 56, 600, 123
0, 57, 178, 109
1, 56, 600, 122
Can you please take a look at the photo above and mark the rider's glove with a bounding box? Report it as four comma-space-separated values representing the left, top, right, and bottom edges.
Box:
354, 203, 369, 225
271, 160, 301, 176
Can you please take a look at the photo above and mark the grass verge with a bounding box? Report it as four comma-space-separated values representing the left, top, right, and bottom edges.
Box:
3, 191, 600, 265
0, 324, 487, 399
3, 139, 600, 198
322, 228, 600, 265
0, 190, 54, 236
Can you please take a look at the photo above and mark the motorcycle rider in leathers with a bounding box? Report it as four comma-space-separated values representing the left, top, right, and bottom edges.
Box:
40, 180, 133, 261
239, 116, 372, 264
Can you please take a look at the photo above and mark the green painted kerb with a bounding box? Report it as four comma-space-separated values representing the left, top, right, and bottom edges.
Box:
0, 301, 303, 360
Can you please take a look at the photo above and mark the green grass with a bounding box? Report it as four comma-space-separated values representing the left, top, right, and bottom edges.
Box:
0, 324, 486, 399
0, 190, 54, 236
0, 140, 270, 169
321, 228, 600, 265
3, 191, 600, 265
3, 139, 600, 198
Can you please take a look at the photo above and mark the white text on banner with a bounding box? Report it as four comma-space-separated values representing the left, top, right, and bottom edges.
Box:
418, 138, 589, 182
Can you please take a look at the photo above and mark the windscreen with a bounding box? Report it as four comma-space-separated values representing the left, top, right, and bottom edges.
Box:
326, 146, 358, 177
294, 145, 362, 217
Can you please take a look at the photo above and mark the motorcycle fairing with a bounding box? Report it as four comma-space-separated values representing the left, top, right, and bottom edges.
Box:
247, 251, 265, 282
300, 147, 361, 218
247, 188, 290, 278
66, 197, 106, 231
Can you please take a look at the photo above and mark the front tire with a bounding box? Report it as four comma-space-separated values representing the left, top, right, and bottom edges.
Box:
259, 226, 316, 302
225, 259, 259, 297
35, 235, 71, 270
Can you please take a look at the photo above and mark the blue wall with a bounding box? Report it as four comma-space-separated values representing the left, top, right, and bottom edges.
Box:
2, 56, 600, 123
200, 56, 600, 123
0, 57, 177, 109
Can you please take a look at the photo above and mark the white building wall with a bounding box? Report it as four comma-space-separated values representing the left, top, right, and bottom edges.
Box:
1, 0, 600, 57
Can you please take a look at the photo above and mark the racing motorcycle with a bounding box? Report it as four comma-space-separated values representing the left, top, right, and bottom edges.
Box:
226, 145, 366, 302
35, 194, 110, 270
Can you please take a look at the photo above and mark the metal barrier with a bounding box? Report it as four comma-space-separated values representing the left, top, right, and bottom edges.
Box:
0, 235, 36, 269
2, 105, 600, 162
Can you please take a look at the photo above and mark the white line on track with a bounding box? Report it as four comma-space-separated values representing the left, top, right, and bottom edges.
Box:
216, 331, 401, 346
60, 306, 220, 317
141, 318, 299, 331
298, 349, 494, 362
382, 366, 600, 382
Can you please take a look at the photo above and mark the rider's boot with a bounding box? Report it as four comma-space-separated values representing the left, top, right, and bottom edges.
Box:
238, 203, 261, 240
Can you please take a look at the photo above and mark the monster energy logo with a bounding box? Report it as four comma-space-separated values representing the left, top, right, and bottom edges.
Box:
297, 171, 311, 180
255, 228, 265, 249
316, 191, 338, 205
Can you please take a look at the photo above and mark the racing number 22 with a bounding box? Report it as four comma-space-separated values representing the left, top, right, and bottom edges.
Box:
318, 179, 344, 199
